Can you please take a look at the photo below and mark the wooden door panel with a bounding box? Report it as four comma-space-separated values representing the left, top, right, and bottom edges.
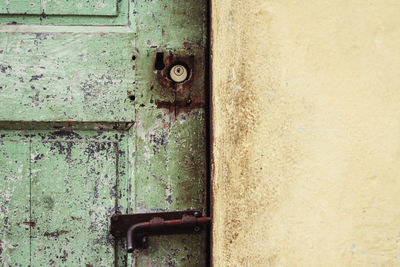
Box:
0, 0, 118, 16
0, 129, 129, 266
0, 27, 135, 122
30, 139, 118, 266
0, 0, 41, 15
0, 1, 128, 25
43, 0, 118, 16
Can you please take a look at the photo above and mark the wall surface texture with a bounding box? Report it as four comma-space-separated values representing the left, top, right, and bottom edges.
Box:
211, 1, 400, 266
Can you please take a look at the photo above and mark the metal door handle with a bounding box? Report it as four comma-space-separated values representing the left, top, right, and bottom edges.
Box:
110, 210, 211, 253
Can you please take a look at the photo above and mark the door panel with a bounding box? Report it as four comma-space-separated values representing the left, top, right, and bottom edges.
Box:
0, 0, 118, 16
0, 27, 135, 122
30, 139, 118, 266
0, 130, 129, 266
0, 1, 128, 25
0, 0, 41, 15
43, 0, 118, 16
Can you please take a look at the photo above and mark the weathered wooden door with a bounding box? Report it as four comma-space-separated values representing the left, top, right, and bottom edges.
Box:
0, 1, 208, 266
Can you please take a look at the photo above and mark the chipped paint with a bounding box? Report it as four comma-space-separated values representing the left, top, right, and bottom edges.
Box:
0, 0, 207, 266
131, 0, 208, 265
1, 130, 128, 266
0, 0, 128, 25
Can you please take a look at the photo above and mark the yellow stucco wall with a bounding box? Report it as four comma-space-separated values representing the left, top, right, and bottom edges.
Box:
211, 1, 400, 266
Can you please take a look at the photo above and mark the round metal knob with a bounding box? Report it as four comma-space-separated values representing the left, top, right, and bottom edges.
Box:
169, 64, 188, 83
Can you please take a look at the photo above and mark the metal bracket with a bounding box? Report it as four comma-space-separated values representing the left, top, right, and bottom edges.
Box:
110, 210, 211, 253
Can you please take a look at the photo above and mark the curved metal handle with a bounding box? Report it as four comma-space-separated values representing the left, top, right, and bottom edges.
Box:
126, 215, 211, 253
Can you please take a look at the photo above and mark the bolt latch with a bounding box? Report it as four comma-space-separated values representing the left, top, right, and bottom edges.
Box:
110, 210, 211, 253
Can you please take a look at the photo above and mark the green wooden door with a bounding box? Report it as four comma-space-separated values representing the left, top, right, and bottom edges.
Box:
0, 1, 208, 266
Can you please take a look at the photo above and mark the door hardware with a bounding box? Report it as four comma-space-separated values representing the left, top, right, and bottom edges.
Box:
169, 64, 189, 83
110, 210, 211, 253
155, 53, 195, 94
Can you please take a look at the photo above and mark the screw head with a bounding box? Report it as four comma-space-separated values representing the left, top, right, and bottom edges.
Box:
111, 214, 119, 222
170, 64, 188, 83
194, 226, 200, 232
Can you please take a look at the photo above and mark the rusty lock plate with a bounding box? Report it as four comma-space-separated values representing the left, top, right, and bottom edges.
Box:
155, 53, 195, 95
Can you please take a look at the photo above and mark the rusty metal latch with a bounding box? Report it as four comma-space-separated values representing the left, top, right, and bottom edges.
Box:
110, 210, 211, 253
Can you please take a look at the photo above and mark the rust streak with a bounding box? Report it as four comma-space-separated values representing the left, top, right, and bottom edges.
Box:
23, 221, 36, 227
43, 230, 70, 237
71, 216, 82, 221
155, 100, 204, 109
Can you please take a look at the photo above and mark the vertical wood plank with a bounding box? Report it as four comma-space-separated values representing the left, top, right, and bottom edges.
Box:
132, 0, 208, 265
0, 140, 30, 266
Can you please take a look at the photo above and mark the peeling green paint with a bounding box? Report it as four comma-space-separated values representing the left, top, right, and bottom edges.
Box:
0, 28, 135, 122
0, 140, 30, 266
1, 130, 129, 266
0, 0, 128, 25
0, 0, 207, 266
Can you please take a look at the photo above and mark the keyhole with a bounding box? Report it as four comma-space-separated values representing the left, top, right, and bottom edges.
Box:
155, 52, 165, 70
170, 64, 188, 83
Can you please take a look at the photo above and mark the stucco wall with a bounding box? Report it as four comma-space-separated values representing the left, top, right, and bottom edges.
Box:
211, 1, 400, 266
